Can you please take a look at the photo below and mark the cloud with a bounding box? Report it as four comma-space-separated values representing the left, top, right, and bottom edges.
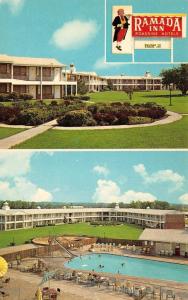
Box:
93, 165, 109, 176
0, 177, 52, 202
94, 56, 121, 70
179, 193, 188, 204
92, 179, 156, 204
93, 179, 120, 203
51, 20, 98, 50
134, 163, 184, 190
0, 152, 33, 178
0, 0, 25, 13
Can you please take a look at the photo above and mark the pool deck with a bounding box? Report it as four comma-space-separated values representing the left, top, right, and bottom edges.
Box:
96, 248, 188, 265
5, 251, 188, 300
63, 246, 188, 290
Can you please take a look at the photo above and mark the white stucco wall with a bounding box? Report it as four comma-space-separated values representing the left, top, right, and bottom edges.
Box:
54, 86, 60, 99
29, 67, 36, 81
54, 68, 61, 81
28, 85, 36, 99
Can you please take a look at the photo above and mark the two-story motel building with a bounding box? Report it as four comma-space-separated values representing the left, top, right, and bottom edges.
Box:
0, 202, 185, 231
0, 54, 164, 98
65, 65, 163, 93
0, 54, 77, 99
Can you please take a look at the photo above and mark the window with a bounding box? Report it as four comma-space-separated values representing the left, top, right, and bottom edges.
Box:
43, 68, 51, 77
0, 64, 7, 74
0, 84, 7, 93
14, 85, 27, 93
14, 66, 27, 76
43, 86, 52, 93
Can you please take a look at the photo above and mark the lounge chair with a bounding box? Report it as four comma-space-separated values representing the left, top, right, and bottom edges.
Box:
145, 286, 154, 298
124, 281, 133, 296
166, 289, 175, 299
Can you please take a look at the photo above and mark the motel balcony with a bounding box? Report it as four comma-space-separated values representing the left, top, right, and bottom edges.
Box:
0, 73, 11, 79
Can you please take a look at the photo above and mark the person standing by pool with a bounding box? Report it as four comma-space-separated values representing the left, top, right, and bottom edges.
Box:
112, 8, 130, 51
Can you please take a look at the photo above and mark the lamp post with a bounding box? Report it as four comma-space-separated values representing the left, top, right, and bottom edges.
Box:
169, 83, 173, 106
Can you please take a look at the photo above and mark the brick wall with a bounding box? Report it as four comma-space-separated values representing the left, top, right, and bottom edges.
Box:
164, 214, 185, 229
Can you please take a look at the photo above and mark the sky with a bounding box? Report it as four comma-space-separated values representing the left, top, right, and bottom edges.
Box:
0, 0, 187, 76
0, 151, 188, 205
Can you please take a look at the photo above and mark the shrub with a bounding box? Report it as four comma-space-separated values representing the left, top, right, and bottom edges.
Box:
50, 100, 58, 106
128, 116, 153, 125
93, 112, 117, 125
115, 111, 129, 125
79, 96, 90, 101
63, 96, 80, 101
19, 93, 33, 100
0, 93, 10, 102
0, 106, 21, 123
9, 92, 20, 101
0, 92, 33, 102
87, 104, 98, 114
57, 110, 96, 127
137, 103, 166, 119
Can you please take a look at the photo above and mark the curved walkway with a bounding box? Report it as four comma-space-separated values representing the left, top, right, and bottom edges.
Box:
53, 111, 182, 131
0, 119, 56, 149
0, 111, 182, 148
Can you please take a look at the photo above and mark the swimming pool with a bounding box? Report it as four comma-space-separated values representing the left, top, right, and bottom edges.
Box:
65, 254, 188, 283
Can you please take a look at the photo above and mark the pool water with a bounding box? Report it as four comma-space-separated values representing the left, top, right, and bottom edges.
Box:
65, 254, 188, 283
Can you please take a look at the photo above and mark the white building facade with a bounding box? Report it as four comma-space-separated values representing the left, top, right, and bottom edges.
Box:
0, 54, 77, 99
0, 203, 184, 231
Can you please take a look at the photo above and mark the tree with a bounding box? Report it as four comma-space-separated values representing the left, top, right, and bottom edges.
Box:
77, 79, 88, 95
160, 64, 188, 95
124, 88, 134, 100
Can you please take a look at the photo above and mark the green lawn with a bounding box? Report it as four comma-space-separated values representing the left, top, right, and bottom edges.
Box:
88, 91, 188, 114
0, 127, 26, 140
14, 116, 188, 149
2, 91, 188, 113
0, 223, 143, 248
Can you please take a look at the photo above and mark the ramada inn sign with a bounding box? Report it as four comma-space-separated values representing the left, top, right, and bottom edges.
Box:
111, 5, 187, 62
132, 15, 185, 38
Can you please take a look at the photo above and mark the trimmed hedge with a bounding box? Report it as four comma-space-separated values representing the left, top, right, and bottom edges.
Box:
57, 110, 97, 127
0, 92, 33, 102
0, 100, 166, 127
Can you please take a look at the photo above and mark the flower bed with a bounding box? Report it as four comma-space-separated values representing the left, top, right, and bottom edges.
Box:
0, 100, 167, 127
57, 102, 167, 127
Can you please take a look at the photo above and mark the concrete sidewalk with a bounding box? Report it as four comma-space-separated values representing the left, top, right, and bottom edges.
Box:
0, 119, 57, 149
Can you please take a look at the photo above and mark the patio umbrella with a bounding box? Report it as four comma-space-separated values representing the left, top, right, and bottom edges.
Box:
0, 257, 8, 278
36, 287, 42, 300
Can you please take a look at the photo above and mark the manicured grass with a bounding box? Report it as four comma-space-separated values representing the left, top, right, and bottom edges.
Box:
0, 127, 26, 139
88, 91, 188, 114
14, 116, 188, 149
2, 91, 188, 113
0, 223, 143, 248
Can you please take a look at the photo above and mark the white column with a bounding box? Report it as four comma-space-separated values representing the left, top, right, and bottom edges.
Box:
71, 85, 73, 96
65, 85, 68, 96
11, 64, 14, 92
75, 83, 78, 95
40, 66, 43, 100
4, 216, 7, 231
89, 75, 91, 92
